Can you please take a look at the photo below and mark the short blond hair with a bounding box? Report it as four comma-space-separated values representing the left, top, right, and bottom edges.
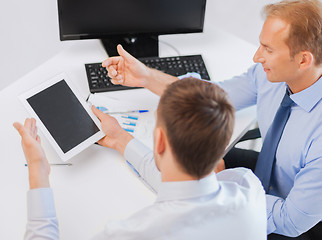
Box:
264, 0, 322, 65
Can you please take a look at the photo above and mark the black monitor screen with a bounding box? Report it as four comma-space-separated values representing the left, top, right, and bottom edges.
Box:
58, 0, 206, 40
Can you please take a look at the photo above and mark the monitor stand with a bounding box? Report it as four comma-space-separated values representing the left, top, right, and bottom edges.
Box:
101, 35, 159, 58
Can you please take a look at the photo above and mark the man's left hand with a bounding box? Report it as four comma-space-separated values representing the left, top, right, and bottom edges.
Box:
14, 118, 50, 189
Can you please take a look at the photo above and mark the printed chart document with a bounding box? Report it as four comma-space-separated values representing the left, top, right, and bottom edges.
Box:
88, 93, 156, 149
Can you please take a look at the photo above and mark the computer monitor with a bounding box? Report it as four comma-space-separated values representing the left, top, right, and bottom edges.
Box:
57, 0, 207, 58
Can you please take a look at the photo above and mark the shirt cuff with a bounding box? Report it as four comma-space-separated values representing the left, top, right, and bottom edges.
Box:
266, 194, 280, 234
124, 138, 152, 169
27, 188, 56, 220
178, 72, 202, 80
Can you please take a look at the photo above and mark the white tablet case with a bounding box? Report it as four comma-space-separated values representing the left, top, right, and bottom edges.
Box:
19, 73, 105, 161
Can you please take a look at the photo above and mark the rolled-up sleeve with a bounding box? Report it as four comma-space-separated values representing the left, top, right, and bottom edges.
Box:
124, 138, 161, 192
217, 64, 259, 111
25, 188, 59, 240
266, 154, 322, 236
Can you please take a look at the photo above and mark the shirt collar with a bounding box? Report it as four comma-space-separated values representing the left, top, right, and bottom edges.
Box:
289, 76, 322, 113
156, 173, 220, 202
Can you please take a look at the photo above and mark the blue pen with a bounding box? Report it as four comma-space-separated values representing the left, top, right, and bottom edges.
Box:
25, 163, 72, 166
104, 110, 149, 114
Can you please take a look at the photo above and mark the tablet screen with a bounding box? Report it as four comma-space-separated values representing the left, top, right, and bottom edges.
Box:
27, 80, 100, 153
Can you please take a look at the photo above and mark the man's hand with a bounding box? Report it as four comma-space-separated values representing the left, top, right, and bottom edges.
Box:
92, 106, 134, 155
13, 118, 50, 189
102, 44, 151, 88
102, 44, 179, 96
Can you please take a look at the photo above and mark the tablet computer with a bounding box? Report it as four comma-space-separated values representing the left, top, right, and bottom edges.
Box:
19, 73, 105, 161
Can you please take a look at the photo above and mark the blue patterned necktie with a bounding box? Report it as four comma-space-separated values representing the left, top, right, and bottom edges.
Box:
254, 90, 294, 193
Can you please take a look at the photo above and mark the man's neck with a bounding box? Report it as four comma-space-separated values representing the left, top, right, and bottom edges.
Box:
288, 67, 322, 93
159, 153, 199, 182
162, 171, 198, 182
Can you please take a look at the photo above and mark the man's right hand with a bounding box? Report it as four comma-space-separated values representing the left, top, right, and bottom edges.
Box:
92, 105, 134, 155
102, 44, 179, 96
102, 44, 151, 88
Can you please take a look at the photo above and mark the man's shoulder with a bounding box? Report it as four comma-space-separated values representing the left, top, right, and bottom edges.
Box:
102, 168, 267, 240
216, 167, 264, 195
216, 168, 266, 223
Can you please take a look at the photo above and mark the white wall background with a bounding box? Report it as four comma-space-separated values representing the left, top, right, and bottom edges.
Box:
0, 0, 278, 91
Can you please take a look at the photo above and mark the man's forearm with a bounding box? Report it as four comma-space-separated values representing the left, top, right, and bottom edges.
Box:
29, 172, 50, 189
28, 163, 50, 189
145, 69, 179, 96
114, 133, 134, 155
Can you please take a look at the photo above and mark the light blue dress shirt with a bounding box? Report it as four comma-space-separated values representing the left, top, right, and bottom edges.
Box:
24, 140, 267, 240
218, 63, 322, 237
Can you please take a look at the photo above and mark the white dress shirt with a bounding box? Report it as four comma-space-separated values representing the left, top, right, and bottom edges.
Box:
25, 139, 267, 240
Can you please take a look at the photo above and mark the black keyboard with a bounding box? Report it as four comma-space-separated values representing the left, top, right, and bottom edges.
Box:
85, 54, 210, 93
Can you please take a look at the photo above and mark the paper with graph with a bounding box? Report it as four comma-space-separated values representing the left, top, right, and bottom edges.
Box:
87, 93, 155, 149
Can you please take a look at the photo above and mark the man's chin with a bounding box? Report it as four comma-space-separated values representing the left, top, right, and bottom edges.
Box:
266, 77, 282, 83
265, 73, 278, 83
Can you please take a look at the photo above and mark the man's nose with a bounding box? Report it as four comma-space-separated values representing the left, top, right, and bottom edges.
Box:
253, 47, 264, 63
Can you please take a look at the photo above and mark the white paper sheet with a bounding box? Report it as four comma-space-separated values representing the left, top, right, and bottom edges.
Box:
88, 93, 155, 149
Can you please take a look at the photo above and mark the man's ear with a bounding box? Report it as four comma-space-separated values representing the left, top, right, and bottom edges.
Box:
155, 127, 166, 155
298, 51, 314, 69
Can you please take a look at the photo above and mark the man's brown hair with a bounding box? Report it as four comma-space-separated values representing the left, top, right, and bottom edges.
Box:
157, 78, 235, 179
264, 0, 322, 65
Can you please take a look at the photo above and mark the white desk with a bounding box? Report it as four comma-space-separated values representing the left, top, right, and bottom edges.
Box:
0, 27, 257, 239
